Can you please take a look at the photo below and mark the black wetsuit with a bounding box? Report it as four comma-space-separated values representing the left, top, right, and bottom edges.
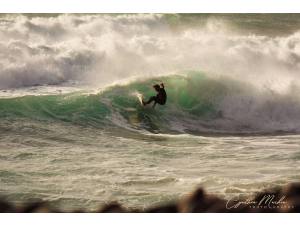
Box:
144, 87, 167, 108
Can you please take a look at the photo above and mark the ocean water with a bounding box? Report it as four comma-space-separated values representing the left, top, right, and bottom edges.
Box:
0, 14, 300, 211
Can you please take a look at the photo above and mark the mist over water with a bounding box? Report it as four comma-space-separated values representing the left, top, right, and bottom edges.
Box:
0, 14, 300, 210
1, 14, 300, 89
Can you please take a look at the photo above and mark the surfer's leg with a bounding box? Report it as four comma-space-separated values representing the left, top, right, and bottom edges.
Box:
152, 101, 157, 108
143, 96, 156, 105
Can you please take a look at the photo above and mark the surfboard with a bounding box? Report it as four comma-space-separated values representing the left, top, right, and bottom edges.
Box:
136, 93, 144, 106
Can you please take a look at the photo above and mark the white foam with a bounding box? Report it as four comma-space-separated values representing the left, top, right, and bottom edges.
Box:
0, 14, 300, 94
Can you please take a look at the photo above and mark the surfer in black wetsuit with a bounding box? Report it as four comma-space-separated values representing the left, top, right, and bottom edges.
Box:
143, 83, 167, 108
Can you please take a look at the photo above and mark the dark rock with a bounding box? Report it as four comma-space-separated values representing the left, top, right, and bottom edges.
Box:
98, 202, 127, 213
0, 199, 15, 213
145, 203, 178, 213
21, 201, 52, 213
283, 182, 300, 198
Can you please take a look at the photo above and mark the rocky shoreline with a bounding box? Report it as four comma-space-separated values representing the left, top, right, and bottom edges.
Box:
1, 183, 299, 213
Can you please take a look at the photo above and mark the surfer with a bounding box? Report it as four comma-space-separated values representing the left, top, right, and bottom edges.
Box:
143, 83, 167, 108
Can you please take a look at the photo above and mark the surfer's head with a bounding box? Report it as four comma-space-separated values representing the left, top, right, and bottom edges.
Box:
153, 84, 160, 92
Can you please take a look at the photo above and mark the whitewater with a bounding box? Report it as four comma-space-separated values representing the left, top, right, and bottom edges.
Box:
0, 14, 300, 210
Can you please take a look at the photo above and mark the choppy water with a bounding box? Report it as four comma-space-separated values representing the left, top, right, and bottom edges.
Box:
1, 122, 300, 210
1, 13, 300, 210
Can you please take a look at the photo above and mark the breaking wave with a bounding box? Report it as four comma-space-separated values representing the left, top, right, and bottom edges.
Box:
1, 14, 300, 93
2, 72, 300, 135
1, 14, 300, 135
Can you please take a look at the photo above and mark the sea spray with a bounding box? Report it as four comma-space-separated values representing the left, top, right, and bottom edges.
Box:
0, 14, 300, 94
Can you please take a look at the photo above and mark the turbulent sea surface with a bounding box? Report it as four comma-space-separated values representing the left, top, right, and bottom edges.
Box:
0, 14, 300, 210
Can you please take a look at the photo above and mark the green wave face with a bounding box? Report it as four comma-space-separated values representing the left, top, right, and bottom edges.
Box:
0, 92, 111, 126
101, 72, 224, 132
0, 72, 224, 133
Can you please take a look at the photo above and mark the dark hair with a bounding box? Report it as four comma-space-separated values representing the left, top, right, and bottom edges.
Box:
153, 84, 160, 89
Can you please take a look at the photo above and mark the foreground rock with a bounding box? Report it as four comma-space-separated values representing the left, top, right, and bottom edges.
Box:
1, 183, 299, 213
